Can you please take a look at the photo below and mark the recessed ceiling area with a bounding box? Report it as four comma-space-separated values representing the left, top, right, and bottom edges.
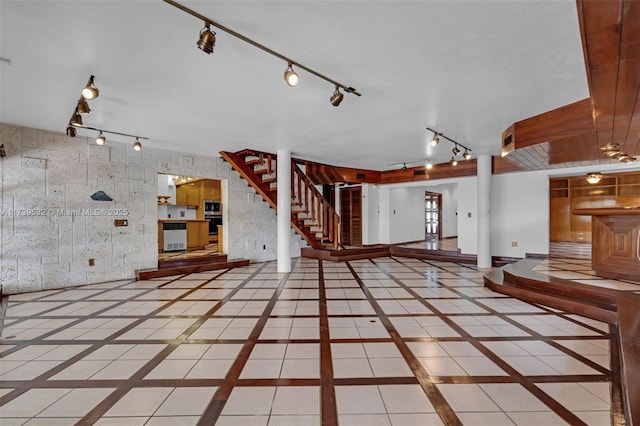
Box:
0, 0, 589, 170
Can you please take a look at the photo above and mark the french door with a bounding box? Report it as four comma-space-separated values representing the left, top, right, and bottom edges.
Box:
425, 191, 442, 241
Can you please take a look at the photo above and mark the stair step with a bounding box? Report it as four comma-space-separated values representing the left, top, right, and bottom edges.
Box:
262, 176, 276, 183
254, 168, 271, 175
245, 157, 261, 165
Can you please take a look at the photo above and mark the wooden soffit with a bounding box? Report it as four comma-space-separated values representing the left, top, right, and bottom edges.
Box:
578, 0, 640, 159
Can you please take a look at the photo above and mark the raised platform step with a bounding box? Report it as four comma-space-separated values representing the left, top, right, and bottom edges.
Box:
136, 258, 250, 280
159, 254, 228, 269
483, 259, 618, 324
302, 245, 391, 262
390, 245, 477, 264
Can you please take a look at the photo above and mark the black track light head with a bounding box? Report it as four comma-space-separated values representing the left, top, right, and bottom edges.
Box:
401, 163, 407, 172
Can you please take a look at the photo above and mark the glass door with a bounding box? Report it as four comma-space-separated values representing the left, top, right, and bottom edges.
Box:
425, 191, 442, 243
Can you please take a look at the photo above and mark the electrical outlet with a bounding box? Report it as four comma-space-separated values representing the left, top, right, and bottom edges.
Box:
88, 258, 95, 266
511, 241, 518, 247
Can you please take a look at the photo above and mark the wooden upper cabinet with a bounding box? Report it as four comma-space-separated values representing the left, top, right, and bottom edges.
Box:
202, 180, 221, 201
550, 171, 640, 243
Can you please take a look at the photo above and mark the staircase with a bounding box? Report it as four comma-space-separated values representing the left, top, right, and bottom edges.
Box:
220, 149, 340, 249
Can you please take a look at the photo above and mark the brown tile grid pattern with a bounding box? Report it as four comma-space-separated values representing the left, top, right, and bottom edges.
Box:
0, 257, 623, 425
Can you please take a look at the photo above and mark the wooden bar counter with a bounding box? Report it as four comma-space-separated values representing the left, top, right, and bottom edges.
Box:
573, 207, 640, 281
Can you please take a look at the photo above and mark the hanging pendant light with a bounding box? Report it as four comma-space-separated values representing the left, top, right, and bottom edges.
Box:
133, 138, 142, 151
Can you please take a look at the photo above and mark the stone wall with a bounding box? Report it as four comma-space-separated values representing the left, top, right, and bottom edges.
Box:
0, 123, 304, 294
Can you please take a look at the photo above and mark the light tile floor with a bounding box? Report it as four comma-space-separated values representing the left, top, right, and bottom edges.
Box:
0, 257, 626, 425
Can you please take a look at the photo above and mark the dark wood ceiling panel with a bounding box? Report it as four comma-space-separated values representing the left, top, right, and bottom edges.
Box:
504, 99, 594, 150
578, 0, 620, 151
614, 0, 640, 156
548, 132, 601, 164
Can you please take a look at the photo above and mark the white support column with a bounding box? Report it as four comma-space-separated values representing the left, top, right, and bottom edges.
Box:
277, 149, 292, 273
477, 154, 492, 268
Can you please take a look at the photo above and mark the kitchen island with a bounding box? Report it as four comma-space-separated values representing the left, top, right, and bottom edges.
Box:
573, 207, 640, 281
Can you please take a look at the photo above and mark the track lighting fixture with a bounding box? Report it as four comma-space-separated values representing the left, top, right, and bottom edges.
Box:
425, 161, 433, 170
70, 110, 83, 127
66, 126, 77, 137
81, 75, 99, 100
164, 0, 361, 105
96, 132, 106, 146
197, 22, 216, 54
284, 62, 299, 87
133, 139, 142, 151
586, 173, 603, 184
450, 157, 458, 166
77, 97, 91, 114
330, 86, 344, 107
425, 127, 472, 162
401, 163, 407, 172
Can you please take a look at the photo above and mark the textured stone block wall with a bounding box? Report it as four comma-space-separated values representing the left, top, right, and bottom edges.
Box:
0, 123, 304, 294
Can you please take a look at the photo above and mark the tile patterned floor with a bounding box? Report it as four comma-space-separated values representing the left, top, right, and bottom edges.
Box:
0, 258, 623, 425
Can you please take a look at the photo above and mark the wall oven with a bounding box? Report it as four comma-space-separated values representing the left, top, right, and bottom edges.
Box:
203, 200, 221, 215
204, 214, 223, 235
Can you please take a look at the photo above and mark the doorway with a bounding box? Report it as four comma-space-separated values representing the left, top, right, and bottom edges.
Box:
340, 186, 362, 247
157, 174, 224, 262
425, 191, 442, 242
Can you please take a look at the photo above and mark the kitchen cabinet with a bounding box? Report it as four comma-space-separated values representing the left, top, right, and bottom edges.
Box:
176, 183, 201, 207
187, 221, 209, 250
175, 180, 222, 220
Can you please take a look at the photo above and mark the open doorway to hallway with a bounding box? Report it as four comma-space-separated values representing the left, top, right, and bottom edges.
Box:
157, 174, 224, 263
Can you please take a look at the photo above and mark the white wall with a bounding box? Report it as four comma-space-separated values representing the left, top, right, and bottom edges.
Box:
387, 187, 425, 244
0, 123, 304, 294
453, 177, 478, 255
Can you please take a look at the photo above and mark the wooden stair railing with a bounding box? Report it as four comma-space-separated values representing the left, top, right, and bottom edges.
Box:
220, 149, 340, 249
291, 161, 340, 249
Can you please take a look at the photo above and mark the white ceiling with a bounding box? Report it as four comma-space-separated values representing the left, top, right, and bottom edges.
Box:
0, 0, 589, 170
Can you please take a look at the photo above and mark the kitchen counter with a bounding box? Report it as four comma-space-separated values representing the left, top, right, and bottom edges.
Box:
573, 207, 640, 281
158, 220, 210, 252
